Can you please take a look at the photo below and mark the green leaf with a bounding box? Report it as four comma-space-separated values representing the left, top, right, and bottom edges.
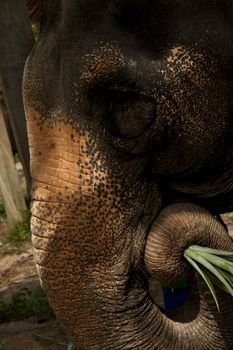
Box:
200, 252, 233, 275
224, 256, 233, 263
189, 245, 233, 258
203, 269, 232, 294
184, 252, 220, 311
185, 249, 233, 297
214, 267, 233, 287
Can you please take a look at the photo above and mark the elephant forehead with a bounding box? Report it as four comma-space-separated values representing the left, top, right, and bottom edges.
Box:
77, 42, 212, 91
77, 42, 214, 90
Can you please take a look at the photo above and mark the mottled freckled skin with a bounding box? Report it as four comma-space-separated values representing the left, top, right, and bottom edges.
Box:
23, 1, 233, 349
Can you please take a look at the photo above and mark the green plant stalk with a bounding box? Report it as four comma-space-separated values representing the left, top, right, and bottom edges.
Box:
189, 245, 233, 258
186, 249, 233, 296
200, 252, 233, 274
204, 269, 232, 294
184, 252, 220, 311
214, 267, 233, 286
184, 245, 233, 310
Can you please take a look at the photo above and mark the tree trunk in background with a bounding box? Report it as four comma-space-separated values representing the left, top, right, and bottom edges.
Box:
0, 87, 16, 153
0, 105, 26, 229
0, 0, 35, 193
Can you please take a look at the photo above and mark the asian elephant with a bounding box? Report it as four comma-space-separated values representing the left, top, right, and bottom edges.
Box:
23, 1, 233, 349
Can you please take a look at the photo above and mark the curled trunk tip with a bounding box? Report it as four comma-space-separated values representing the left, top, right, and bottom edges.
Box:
144, 202, 232, 284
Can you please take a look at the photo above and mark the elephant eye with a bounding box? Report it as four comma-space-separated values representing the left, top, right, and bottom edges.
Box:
106, 93, 156, 139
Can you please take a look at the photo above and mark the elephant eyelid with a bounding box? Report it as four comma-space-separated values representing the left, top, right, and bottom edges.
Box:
101, 89, 156, 140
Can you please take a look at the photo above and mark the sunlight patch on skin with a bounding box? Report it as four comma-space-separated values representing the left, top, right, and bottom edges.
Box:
79, 42, 125, 87
26, 106, 150, 266
165, 45, 212, 89
27, 107, 108, 196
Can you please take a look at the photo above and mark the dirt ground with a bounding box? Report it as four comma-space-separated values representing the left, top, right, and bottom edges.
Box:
0, 220, 68, 350
0, 320, 67, 350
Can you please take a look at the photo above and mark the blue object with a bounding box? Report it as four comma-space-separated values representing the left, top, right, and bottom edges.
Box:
162, 287, 190, 310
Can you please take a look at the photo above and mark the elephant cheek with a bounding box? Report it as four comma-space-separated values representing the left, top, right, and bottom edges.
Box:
27, 108, 92, 194
27, 107, 122, 255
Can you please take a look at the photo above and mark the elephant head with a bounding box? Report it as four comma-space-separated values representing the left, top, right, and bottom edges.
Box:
23, 1, 233, 349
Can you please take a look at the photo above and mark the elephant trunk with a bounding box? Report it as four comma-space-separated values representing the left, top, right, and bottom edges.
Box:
144, 203, 233, 349
26, 109, 233, 349
144, 203, 232, 283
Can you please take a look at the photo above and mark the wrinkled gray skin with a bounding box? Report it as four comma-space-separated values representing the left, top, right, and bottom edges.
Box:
23, 1, 233, 349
